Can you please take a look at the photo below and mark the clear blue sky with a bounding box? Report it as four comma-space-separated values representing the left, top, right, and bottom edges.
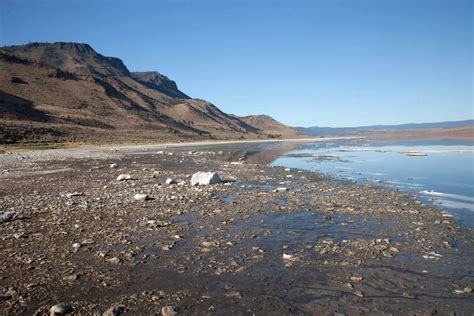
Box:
0, 0, 472, 127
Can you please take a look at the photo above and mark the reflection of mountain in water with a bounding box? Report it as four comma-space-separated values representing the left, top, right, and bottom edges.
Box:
215, 142, 304, 165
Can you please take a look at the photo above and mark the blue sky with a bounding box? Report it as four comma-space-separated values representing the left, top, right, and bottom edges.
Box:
0, 0, 472, 127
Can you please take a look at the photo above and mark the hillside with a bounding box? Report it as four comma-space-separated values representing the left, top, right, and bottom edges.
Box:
239, 115, 304, 138
0, 42, 301, 144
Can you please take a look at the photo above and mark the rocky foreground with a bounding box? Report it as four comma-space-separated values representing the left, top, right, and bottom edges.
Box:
0, 145, 473, 315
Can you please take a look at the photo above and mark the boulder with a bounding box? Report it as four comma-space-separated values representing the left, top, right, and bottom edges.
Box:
190, 172, 221, 186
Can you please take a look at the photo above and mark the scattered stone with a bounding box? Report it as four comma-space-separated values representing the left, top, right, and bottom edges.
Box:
453, 287, 472, 295
110, 163, 118, 168
273, 187, 289, 192
166, 178, 176, 185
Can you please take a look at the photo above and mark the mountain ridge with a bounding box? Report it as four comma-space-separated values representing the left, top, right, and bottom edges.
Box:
298, 120, 474, 136
0, 42, 304, 144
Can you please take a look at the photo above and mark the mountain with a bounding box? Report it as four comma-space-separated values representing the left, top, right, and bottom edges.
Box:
297, 120, 474, 141
239, 115, 304, 138
298, 120, 474, 137
130, 71, 189, 99
0, 42, 301, 144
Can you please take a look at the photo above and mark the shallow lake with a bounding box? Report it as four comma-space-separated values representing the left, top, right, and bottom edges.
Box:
271, 141, 474, 226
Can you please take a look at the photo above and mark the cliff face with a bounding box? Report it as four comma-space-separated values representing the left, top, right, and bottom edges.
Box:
130, 71, 189, 99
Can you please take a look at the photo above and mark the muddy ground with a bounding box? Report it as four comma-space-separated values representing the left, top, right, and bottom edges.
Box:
0, 143, 473, 315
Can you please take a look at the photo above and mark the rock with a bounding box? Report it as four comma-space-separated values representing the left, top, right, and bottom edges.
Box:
350, 276, 363, 282
110, 163, 118, 168
453, 287, 472, 295
282, 253, 298, 261
225, 291, 242, 299
102, 306, 123, 316
273, 187, 289, 192
353, 290, 365, 298
49, 303, 73, 315
134, 194, 149, 201
117, 174, 131, 181
166, 178, 176, 185
190, 172, 221, 186
161, 306, 177, 316
62, 274, 78, 282
65, 192, 84, 198
0, 211, 16, 224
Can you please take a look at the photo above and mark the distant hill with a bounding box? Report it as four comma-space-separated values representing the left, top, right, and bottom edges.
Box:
0, 42, 300, 144
239, 115, 304, 139
298, 120, 474, 137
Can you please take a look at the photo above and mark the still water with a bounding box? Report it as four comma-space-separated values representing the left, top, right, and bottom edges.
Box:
271, 142, 474, 226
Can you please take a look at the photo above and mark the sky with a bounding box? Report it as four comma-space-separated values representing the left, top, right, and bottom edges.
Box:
0, 0, 472, 127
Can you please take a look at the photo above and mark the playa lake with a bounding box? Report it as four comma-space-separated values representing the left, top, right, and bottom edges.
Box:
271, 141, 474, 226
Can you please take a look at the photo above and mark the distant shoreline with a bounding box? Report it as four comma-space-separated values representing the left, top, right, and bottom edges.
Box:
1, 136, 359, 152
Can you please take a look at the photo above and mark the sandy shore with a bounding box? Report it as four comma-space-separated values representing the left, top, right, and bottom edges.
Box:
0, 143, 473, 315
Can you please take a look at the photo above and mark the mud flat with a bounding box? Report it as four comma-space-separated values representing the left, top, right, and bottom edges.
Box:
0, 144, 473, 315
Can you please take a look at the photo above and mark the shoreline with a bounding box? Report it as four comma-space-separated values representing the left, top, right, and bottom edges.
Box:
0, 143, 473, 314
0, 136, 359, 153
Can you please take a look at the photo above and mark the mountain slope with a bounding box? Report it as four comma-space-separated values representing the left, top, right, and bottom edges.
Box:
130, 71, 189, 99
239, 115, 304, 138
0, 42, 300, 144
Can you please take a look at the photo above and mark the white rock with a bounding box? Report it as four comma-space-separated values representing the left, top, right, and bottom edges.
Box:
190, 172, 221, 186
110, 163, 118, 168
117, 174, 131, 181
49, 303, 72, 315
166, 178, 176, 185
282, 253, 298, 261
65, 192, 83, 198
134, 194, 149, 201
161, 306, 177, 316
274, 187, 289, 192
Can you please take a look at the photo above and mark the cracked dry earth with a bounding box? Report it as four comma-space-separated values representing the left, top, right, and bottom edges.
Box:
0, 147, 473, 315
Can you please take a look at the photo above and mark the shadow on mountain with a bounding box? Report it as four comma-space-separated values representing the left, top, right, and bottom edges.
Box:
0, 90, 50, 122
